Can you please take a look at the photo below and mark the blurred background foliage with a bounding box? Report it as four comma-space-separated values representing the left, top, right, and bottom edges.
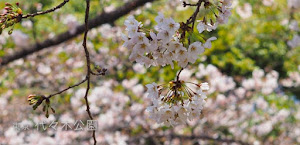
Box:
0, 0, 298, 109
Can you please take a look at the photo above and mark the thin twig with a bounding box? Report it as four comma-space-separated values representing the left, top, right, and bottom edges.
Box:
83, 0, 92, 122
47, 78, 87, 99
22, 0, 70, 19
190, 1, 202, 30
82, 0, 97, 144
186, 0, 202, 28
183, 1, 199, 7
176, 68, 184, 81
176, 0, 203, 81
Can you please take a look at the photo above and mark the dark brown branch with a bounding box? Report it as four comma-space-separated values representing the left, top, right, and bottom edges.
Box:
47, 78, 87, 99
186, 0, 202, 27
176, 68, 184, 81
183, 2, 199, 7
22, 0, 70, 19
82, 0, 96, 144
177, 0, 203, 81
0, 0, 155, 67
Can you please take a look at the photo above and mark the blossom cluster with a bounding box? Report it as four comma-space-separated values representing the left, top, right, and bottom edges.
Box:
122, 0, 233, 69
197, 0, 233, 33
145, 81, 209, 126
122, 0, 234, 126
241, 69, 279, 95
281, 68, 300, 88
122, 13, 216, 69
236, 3, 253, 19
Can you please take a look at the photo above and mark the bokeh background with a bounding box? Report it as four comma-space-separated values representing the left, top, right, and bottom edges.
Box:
0, 0, 299, 144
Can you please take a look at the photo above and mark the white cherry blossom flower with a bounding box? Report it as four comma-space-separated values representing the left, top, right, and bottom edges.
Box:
197, 21, 217, 33
187, 41, 204, 63
146, 82, 159, 99
133, 42, 150, 55
145, 80, 208, 126
204, 37, 217, 49
197, 22, 205, 33
157, 30, 173, 43
155, 12, 165, 25
124, 15, 140, 28
162, 18, 180, 32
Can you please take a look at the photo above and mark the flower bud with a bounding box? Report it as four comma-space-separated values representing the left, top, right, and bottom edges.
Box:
4, 7, 9, 10
8, 28, 13, 35
17, 8, 22, 15
5, 3, 12, 6
28, 94, 38, 105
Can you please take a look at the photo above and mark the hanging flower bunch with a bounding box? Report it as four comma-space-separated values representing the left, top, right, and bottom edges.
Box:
122, 0, 233, 126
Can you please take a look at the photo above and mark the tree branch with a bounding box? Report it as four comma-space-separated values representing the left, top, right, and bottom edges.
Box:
22, 0, 70, 19
0, 0, 155, 67
81, 0, 96, 144
46, 78, 87, 99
